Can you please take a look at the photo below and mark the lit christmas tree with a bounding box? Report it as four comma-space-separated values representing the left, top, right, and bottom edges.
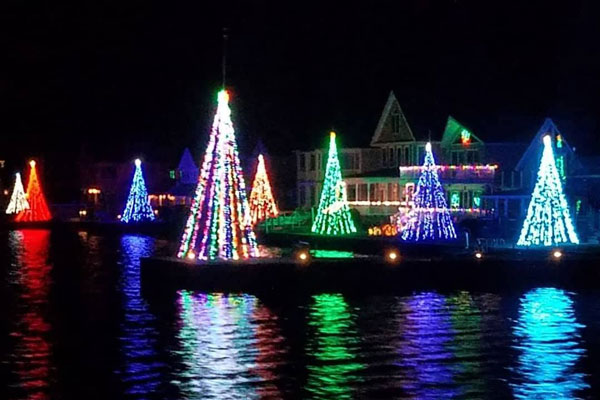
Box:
311, 131, 357, 235
249, 154, 279, 225
121, 159, 156, 223
15, 160, 52, 222
517, 135, 579, 246
6, 172, 30, 215
178, 90, 258, 260
401, 142, 456, 241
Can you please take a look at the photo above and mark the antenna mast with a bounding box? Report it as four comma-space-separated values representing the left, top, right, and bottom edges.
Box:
222, 27, 228, 89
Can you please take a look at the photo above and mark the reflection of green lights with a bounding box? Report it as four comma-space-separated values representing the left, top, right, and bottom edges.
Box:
311, 250, 354, 259
473, 195, 481, 209
512, 287, 588, 399
576, 199, 581, 214
306, 294, 364, 399
447, 292, 485, 395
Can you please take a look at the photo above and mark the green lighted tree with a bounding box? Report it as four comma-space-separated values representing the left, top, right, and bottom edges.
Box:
311, 131, 357, 235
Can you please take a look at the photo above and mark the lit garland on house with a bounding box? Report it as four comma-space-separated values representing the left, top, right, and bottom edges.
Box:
121, 159, 156, 223
399, 164, 497, 172
6, 172, 30, 214
249, 154, 279, 225
311, 132, 357, 235
517, 135, 579, 247
15, 160, 52, 222
178, 90, 258, 260
401, 143, 456, 241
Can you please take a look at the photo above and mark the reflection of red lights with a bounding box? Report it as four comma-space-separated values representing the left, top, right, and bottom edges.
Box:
10, 229, 52, 399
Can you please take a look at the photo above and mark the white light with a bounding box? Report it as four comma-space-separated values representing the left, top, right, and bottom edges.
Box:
553, 250, 562, 259
135, 158, 142, 167
298, 251, 308, 261
187, 252, 196, 260
475, 252, 483, 259
386, 250, 399, 262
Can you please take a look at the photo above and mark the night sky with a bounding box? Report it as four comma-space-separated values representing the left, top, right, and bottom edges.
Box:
3, 1, 600, 198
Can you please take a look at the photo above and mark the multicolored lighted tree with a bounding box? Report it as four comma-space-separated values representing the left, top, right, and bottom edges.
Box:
311, 132, 357, 235
178, 90, 258, 260
401, 143, 456, 241
517, 135, 579, 246
6, 172, 30, 215
15, 160, 52, 222
249, 154, 278, 225
121, 159, 155, 223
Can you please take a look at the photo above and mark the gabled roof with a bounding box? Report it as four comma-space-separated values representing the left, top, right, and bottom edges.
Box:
370, 91, 415, 146
515, 118, 581, 171
441, 116, 483, 148
178, 148, 197, 171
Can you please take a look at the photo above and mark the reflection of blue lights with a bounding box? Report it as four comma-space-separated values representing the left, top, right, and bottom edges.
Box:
512, 287, 589, 399
119, 235, 163, 396
398, 292, 457, 399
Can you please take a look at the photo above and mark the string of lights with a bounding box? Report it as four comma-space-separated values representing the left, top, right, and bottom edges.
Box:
311, 132, 357, 235
6, 172, 30, 215
15, 160, 52, 222
401, 143, 457, 241
517, 135, 579, 246
249, 154, 279, 225
178, 90, 258, 260
121, 159, 156, 223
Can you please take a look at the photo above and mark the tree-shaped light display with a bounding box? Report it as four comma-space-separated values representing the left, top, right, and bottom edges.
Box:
6, 172, 30, 214
401, 142, 456, 241
311, 132, 357, 235
249, 154, 279, 225
121, 159, 156, 223
15, 160, 52, 222
517, 135, 579, 246
178, 90, 258, 260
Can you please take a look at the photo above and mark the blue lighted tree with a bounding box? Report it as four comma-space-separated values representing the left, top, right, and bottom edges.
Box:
121, 159, 155, 223
517, 135, 579, 246
401, 142, 456, 241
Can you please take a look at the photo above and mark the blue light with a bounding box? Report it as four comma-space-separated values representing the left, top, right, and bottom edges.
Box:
402, 142, 457, 241
511, 287, 588, 398
121, 159, 156, 223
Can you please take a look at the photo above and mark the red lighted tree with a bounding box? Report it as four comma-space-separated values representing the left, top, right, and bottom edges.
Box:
15, 160, 52, 222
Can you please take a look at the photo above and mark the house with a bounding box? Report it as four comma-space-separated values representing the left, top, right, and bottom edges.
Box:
295, 91, 496, 218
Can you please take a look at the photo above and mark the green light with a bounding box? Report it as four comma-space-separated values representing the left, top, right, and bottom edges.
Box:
473, 194, 481, 209
576, 199, 581, 215
450, 192, 460, 208
311, 132, 357, 235
311, 250, 354, 259
306, 294, 364, 398
556, 156, 565, 180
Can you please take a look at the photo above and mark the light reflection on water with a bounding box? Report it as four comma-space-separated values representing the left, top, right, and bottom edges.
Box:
7, 230, 53, 400
305, 293, 364, 399
2, 233, 597, 399
511, 287, 589, 399
173, 291, 289, 399
117, 235, 165, 397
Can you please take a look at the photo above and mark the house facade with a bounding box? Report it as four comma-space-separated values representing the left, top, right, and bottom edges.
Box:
295, 91, 495, 218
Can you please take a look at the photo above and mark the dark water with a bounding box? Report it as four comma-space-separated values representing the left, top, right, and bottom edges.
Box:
1, 230, 600, 399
